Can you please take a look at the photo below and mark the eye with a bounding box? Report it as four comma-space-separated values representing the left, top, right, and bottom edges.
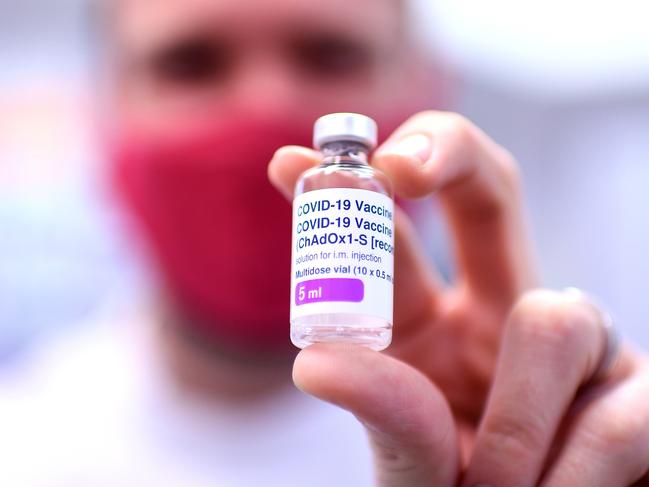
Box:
149, 36, 232, 86
291, 35, 375, 79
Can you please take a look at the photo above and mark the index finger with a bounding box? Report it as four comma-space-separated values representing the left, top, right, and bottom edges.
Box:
373, 111, 538, 305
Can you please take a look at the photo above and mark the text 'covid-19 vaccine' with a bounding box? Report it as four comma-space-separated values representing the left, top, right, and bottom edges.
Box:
290, 113, 394, 351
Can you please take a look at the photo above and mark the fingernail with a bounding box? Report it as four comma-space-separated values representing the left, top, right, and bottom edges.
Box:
377, 133, 432, 164
563, 286, 589, 302
562, 287, 606, 317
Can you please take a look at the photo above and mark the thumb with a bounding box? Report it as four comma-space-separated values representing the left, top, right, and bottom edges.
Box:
293, 343, 459, 487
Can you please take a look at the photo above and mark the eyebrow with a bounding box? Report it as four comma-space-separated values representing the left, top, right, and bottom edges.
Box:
113, 2, 399, 65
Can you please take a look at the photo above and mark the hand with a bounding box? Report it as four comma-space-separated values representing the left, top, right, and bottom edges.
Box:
268, 111, 649, 486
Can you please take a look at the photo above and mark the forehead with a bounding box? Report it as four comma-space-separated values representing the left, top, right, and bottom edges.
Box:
112, 0, 402, 52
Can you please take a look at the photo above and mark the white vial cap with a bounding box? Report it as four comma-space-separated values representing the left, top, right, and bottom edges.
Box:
313, 113, 378, 150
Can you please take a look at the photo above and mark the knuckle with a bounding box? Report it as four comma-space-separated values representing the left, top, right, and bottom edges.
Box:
510, 290, 598, 355
481, 410, 547, 455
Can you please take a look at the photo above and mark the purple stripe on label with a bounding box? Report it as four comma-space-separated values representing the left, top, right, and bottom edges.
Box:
295, 278, 364, 306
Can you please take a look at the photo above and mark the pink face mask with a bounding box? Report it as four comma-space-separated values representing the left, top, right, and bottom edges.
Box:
110, 116, 315, 353
108, 112, 410, 354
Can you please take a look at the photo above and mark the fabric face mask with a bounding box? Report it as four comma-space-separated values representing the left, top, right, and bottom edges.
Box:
110, 117, 314, 353
109, 111, 412, 354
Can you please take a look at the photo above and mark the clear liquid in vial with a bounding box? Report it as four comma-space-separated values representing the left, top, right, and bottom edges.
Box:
290, 129, 394, 351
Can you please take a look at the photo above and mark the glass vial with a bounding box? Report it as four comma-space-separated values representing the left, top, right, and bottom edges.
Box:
290, 113, 394, 351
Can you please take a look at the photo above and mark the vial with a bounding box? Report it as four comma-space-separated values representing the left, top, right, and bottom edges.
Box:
290, 113, 394, 351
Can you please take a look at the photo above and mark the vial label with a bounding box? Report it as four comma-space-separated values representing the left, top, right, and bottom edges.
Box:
290, 188, 394, 324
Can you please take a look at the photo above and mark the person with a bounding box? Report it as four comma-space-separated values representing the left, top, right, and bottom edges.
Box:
3, 0, 649, 485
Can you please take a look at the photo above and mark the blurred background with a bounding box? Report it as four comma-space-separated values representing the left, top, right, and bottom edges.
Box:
1, 0, 648, 361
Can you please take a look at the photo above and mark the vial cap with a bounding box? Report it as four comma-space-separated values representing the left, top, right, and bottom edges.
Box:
313, 113, 378, 150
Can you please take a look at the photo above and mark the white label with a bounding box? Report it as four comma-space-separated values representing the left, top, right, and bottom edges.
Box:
290, 188, 394, 324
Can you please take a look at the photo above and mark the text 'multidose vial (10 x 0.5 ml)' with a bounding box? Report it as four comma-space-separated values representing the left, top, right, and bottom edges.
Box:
290, 113, 394, 351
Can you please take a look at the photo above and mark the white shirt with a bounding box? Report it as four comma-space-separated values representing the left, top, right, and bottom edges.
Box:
0, 311, 374, 487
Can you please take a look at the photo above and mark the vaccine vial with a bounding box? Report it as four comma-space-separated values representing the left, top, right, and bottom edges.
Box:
290, 113, 394, 351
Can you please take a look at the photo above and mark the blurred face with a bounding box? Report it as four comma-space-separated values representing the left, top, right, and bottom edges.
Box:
106, 0, 441, 354
108, 0, 417, 127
